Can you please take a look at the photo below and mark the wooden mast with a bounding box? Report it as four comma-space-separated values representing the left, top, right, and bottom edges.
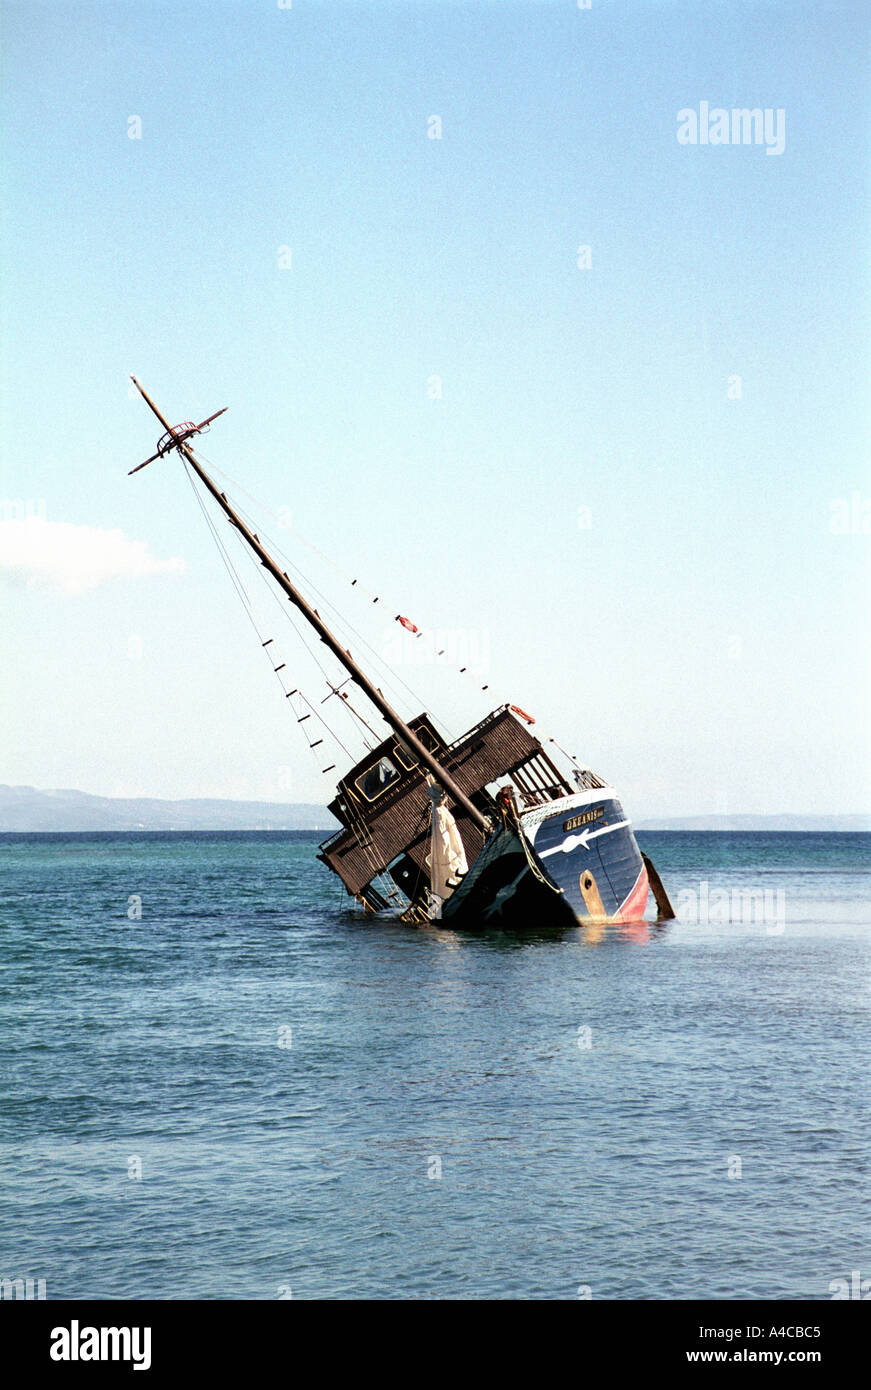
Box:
129, 377, 489, 833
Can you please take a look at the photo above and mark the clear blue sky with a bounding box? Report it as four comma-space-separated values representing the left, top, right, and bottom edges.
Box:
1, 0, 868, 817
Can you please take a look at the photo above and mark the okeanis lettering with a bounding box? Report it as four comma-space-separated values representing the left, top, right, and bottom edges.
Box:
564, 806, 604, 832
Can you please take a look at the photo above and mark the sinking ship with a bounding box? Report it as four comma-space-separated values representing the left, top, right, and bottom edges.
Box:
130, 379, 674, 930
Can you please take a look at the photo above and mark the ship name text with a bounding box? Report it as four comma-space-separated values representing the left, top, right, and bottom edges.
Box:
564, 806, 605, 832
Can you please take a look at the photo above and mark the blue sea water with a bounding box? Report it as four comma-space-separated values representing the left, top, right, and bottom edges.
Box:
0, 830, 868, 1301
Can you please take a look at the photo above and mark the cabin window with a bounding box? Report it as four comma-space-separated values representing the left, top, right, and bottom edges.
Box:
394, 741, 419, 771
394, 727, 440, 771
355, 756, 403, 802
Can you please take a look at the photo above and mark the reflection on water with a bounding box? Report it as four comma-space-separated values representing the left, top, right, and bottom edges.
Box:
409, 916, 671, 950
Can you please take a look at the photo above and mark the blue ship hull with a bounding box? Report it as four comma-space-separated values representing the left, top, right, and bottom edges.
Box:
441, 789, 650, 928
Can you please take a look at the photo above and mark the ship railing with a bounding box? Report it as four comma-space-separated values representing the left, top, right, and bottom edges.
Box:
518, 784, 567, 808
573, 769, 607, 790
319, 825, 348, 854
446, 704, 511, 751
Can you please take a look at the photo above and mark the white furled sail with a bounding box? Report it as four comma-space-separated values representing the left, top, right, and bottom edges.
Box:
425, 778, 469, 918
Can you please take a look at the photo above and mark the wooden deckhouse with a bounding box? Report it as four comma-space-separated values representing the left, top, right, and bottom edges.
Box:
318, 705, 594, 914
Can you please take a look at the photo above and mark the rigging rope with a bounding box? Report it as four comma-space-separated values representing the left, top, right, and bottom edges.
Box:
188, 450, 598, 820
183, 460, 407, 906
227, 519, 374, 755
182, 461, 356, 772
195, 455, 476, 726
196, 457, 451, 736
193, 451, 592, 780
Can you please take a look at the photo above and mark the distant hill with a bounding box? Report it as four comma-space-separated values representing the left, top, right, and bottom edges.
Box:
1, 786, 867, 834
636, 813, 871, 832
0, 785, 337, 832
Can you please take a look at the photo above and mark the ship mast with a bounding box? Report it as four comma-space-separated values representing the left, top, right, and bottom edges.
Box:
129, 377, 489, 833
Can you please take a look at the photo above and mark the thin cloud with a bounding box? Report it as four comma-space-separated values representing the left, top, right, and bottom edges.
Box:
0, 518, 185, 594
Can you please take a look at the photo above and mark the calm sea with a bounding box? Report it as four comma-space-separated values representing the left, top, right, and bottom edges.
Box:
1, 830, 868, 1300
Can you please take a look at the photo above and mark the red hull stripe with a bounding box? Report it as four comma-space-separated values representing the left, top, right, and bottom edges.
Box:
612, 863, 650, 923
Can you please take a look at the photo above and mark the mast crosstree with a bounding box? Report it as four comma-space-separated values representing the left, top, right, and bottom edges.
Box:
129, 377, 489, 832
